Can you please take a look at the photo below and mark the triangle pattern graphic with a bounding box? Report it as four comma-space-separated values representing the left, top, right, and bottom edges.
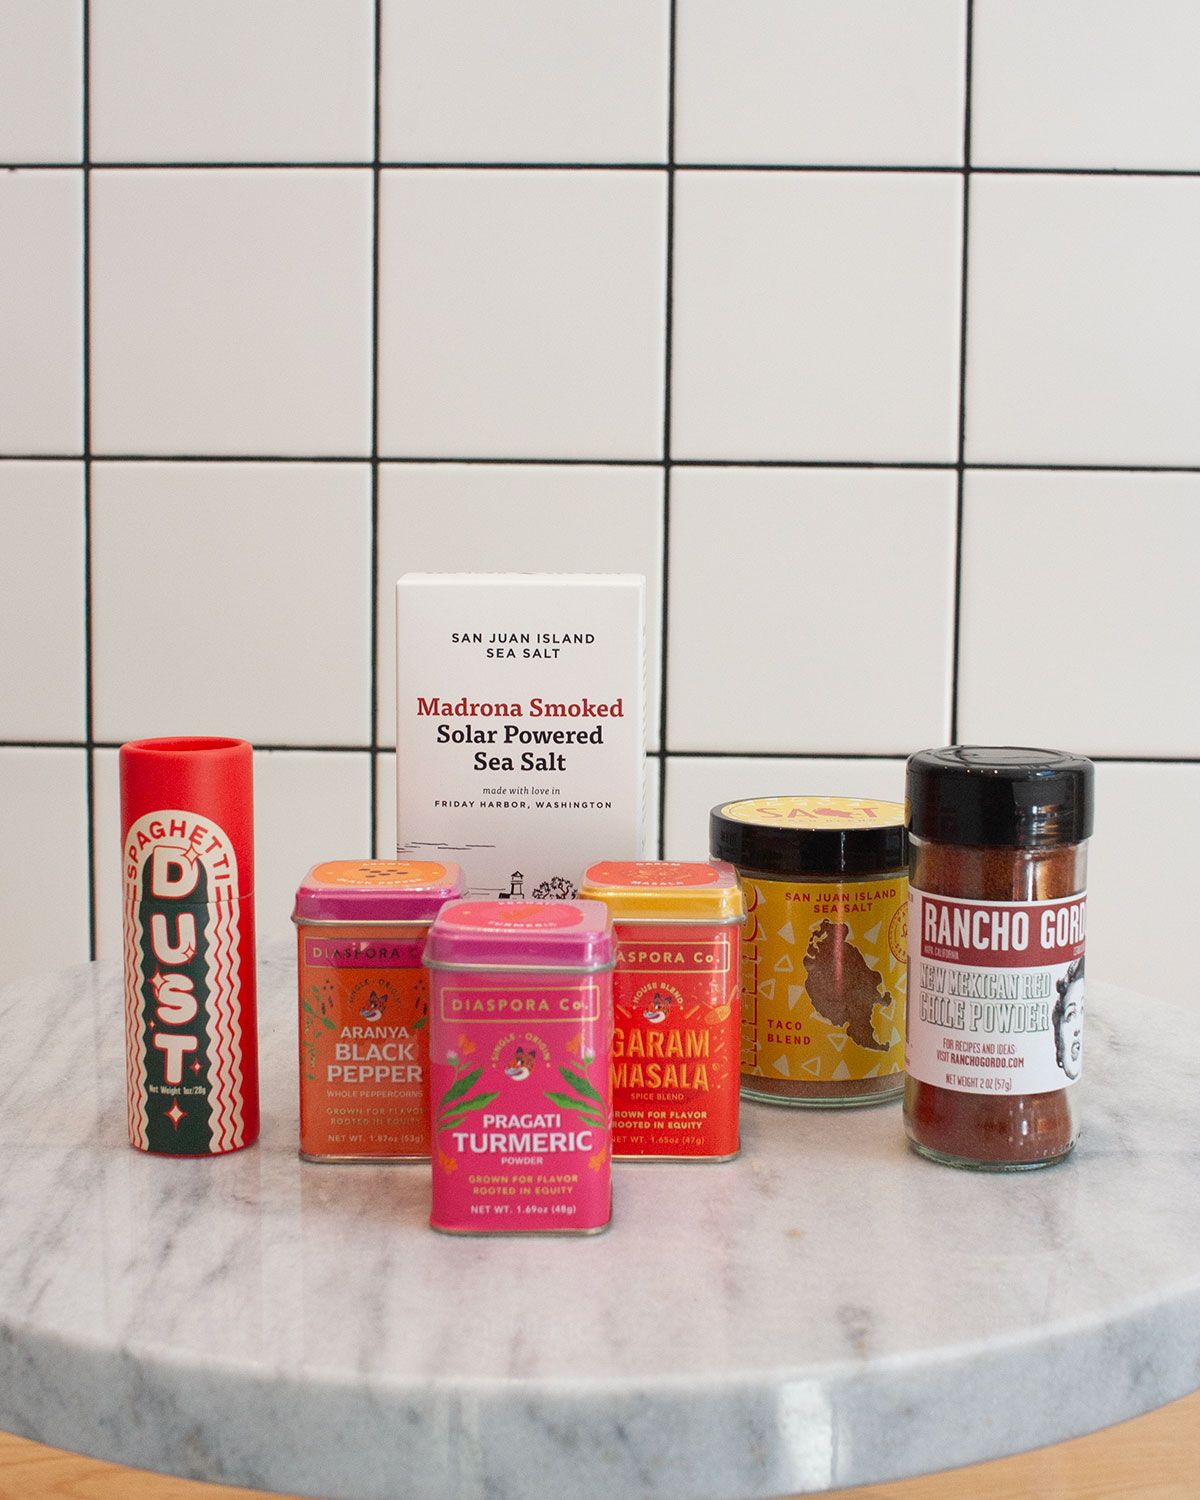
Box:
863, 922, 881, 945
832, 1060, 851, 1080
772, 1055, 791, 1078
759, 979, 776, 1000
827, 1032, 849, 1053
800, 1057, 823, 1076
774, 954, 795, 973
787, 984, 805, 1012
776, 921, 795, 944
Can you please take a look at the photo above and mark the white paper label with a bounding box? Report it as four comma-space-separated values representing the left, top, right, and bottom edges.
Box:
906, 887, 1086, 1095
396, 574, 645, 899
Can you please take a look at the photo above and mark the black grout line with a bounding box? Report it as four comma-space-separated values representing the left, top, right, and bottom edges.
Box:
651, 751, 1200, 766
81, 0, 96, 961
9, 741, 1196, 767
11, 454, 1200, 474
368, 0, 383, 859
949, 0, 974, 746
78, 743, 381, 755
11, 160, 1200, 178
661, 750, 912, 762
656, 0, 677, 862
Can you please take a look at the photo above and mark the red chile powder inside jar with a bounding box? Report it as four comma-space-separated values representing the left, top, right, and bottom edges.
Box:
904, 747, 1094, 1171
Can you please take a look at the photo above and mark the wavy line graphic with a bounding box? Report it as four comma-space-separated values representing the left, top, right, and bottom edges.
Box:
205, 886, 244, 1152
124, 885, 149, 1150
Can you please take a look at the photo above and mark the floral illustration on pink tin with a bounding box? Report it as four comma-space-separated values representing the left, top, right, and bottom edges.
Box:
544, 1059, 605, 1129
434, 1058, 499, 1139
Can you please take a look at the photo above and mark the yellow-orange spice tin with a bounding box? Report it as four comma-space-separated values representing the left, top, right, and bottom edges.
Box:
578, 860, 744, 1160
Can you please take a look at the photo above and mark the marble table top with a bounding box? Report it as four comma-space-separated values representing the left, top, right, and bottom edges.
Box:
0, 946, 1197, 1500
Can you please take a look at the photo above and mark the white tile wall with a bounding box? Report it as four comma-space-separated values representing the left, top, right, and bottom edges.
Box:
0, 171, 83, 452
0, 462, 86, 740
0, 749, 91, 983
671, 171, 963, 461
675, 1, 967, 166
90, 461, 371, 744
965, 175, 1200, 466
1, 2, 1196, 1007
972, 0, 1200, 169
0, 0, 83, 162
380, 1, 671, 164
667, 467, 956, 751
90, 169, 374, 455
378, 169, 667, 458
958, 471, 1200, 755
90, 0, 375, 164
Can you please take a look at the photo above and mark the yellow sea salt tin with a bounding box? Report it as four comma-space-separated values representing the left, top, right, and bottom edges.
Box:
710, 797, 908, 1108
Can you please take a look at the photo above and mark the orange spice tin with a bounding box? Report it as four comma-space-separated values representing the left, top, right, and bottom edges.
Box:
292, 859, 464, 1162
579, 861, 744, 1161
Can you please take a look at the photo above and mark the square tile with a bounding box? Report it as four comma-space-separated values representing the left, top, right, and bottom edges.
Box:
376, 463, 664, 747
671, 172, 962, 461
958, 470, 1200, 755
0, 171, 83, 453
0, 461, 85, 738
965, 176, 1200, 465
676, 0, 966, 166
93, 748, 371, 960
378, 170, 666, 459
0, 1, 83, 162
1088, 762, 1200, 999
643, 757, 662, 859
0, 749, 90, 983
375, 751, 397, 859
249, 750, 373, 946
376, 751, 662, 863
90, 169, 372, 456
664, 756, 906, 860
973, 1, 1200, 169
667, 468, 956, 752
91, 0, 374, 162
380, 0, 669, 163
91, 462, 371, 745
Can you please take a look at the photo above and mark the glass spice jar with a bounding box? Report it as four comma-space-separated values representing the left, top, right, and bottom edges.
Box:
904, 747, 1093, 1171
710, 797, 909, 1107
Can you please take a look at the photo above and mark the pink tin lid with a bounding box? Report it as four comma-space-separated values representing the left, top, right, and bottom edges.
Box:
424, 899, 615, 971
293, 859, 464, 924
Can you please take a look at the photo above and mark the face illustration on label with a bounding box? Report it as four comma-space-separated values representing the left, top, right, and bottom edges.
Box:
1053, 958, 1085, 1081
349, 977, 393, 1022
503, 1044, 538, 1081
640, 986, 680, 1024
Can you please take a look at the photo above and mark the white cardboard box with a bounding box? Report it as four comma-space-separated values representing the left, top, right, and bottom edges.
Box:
396, 574, 645, 898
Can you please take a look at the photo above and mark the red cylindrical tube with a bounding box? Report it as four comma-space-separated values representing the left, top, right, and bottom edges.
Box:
120, 736, 259, 1156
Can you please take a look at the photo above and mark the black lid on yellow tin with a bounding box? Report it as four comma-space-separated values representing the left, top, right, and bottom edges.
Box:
710, 796, 908, 878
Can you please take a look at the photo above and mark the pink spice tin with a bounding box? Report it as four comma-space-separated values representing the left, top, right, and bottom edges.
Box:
424, 899, 616, 1236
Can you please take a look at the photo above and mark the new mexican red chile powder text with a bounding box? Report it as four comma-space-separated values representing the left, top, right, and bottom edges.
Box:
903, 747, 1094, 1171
